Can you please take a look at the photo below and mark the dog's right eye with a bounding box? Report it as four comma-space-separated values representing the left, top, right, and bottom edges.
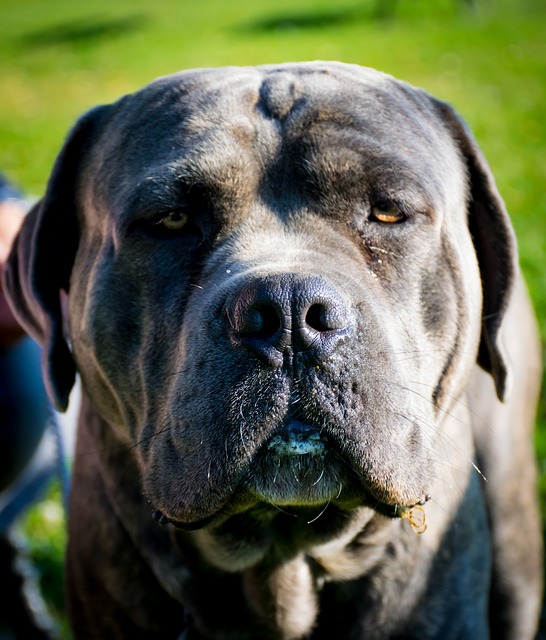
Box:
370, 201, 406, 224
156, 211, 189, 231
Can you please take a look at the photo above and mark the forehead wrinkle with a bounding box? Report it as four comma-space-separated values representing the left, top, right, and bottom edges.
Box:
170, 152, 250, 192
176, 109, 263, 186
299, 136, 441, 207
122, 161, 234, 208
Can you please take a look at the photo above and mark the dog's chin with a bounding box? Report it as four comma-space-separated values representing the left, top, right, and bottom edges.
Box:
243, 444, 358, 509
150, 477, 359, 533
150, 422, 431, 532
152, 458, 424, 534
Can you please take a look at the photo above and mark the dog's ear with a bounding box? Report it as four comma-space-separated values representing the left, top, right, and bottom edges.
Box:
431, 97, 517, 402
3, 105, 111, 411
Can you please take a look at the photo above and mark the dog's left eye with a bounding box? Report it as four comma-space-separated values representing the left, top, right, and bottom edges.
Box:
370, 201, 405, 224
158, 211, 189, 231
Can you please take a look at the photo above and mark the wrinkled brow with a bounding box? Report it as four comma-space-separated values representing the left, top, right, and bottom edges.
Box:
119, 154, 255, 222
118, 165, 203, 218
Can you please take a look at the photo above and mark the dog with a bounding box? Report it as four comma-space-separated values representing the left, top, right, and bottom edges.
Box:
3, 62, 543, 639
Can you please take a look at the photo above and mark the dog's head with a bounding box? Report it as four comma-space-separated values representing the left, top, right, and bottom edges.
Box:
4, 63, 516, 550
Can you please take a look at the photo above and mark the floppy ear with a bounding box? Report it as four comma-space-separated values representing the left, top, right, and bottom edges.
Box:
3, 105, 111, 411
432, 98, 518, 402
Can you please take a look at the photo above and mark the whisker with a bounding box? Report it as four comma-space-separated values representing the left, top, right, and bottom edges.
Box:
271, 504, 298, 518
402, 379, 490, 431
312, 468, 325, 486
307, 499, 331, 524
471, 461, 488, 483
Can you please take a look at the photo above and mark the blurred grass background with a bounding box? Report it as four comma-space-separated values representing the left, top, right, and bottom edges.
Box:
1, 0, 545, 636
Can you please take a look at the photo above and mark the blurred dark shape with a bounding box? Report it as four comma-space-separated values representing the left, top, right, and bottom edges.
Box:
0, 175, 58, 638
17, 14, 148, 48
239, 6, 363, 32
0, 532, 56, 639
239, 0, 477, 32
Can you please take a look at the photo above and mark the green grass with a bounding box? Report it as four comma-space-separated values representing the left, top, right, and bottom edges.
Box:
2, 0, 545, 635
18, 483, 69, 637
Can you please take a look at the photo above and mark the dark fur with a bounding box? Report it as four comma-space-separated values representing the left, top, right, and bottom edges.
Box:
3, 62, 543, 639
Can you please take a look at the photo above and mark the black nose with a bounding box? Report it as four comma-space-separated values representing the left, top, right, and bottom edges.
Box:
226, 275, 352, 367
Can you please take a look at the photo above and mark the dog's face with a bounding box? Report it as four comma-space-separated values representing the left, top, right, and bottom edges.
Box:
4, 63, 516, 559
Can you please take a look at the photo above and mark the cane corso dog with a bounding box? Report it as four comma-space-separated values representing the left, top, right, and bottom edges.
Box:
3, 62, 543, 639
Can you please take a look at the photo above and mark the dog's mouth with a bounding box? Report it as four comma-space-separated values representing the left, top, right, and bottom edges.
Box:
242, 420, 358, 508
151, 420, 431, 532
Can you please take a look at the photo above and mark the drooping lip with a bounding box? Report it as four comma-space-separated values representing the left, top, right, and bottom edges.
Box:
148, 423, 433, 531
369, 493, 432, 519
150, 420, 430, 531
151, 492, 432, 532
152, 508, 220, 531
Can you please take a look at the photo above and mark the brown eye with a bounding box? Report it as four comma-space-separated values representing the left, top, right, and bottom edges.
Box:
160, 211, 188, 231
371, 201, 404, 224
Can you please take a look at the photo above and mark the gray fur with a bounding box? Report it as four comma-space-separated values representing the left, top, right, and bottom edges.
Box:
3, 62, 542, 639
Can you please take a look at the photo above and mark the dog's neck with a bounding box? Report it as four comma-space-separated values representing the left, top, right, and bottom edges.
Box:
181, 508, 426, 638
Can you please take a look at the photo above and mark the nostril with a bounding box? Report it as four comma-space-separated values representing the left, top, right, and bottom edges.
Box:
305, 303, 331, 333
304, 301, 348, 335
244, 303, 283, 338
228, 296, 287, 367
